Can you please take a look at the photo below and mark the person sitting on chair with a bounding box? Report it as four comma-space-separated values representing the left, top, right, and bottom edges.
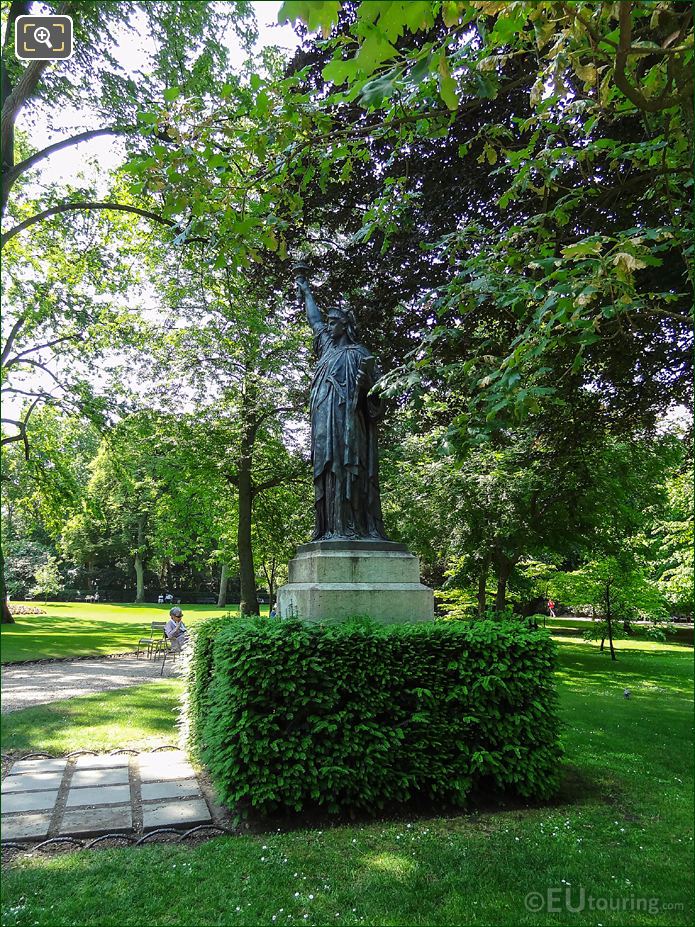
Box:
164, 607, 189, 653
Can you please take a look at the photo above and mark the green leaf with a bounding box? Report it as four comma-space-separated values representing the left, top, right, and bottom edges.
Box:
355, 30, 399, 74
438, 52, 459, 110
278, 0, 340, 35
163, 86, 181, 102
410, 54, 432, 84
490, 7, 529, 44
323, 56, 360, 85
360, 74, 395, 107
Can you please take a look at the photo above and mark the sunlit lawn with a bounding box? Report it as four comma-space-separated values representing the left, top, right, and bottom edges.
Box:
0, 680, 185, 755
2, 603, 688, 664
1, 634, 692, 925
0, 602, 266, 663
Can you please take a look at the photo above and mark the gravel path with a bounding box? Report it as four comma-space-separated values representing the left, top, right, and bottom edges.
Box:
1, 655, 179, 714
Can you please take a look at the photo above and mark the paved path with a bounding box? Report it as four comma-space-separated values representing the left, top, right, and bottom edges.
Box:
1, 750, 212, 842
1, 655, 179, 714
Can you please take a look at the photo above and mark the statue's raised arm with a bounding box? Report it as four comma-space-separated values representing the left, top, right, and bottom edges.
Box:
296, 275, 323, 335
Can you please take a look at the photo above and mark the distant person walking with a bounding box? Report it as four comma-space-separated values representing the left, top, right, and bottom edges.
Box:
164, 607, 189, 654
548, 598, 556, 618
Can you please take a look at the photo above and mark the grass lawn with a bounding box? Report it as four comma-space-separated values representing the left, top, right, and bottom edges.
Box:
1, 634, 692, 926
0, 680, 185, 755
0, 602, 261, 664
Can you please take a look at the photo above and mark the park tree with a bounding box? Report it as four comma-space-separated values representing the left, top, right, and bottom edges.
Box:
1, 0, 256, 220
29, 553, 63, 605
650, 464, 694, 618
1, 0, 257, 434
277, 1, 692, 443
131, 228, 312, 615
60, 411, 233, 603
380, 394, 682, 615
550, 554, 667, 660
1, 0, 258, 613
1, 405, 98, 620
62, 415, 168, 603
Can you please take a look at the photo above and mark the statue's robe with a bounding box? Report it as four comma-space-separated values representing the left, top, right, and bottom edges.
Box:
310, 327, 387, 540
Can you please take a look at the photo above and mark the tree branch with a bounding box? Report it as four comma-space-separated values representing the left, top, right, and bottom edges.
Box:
0, 200, 204, 248
1, 397, 43, 458
1, 386, 60, 400
1, 315, 25, 365
3, 356, 66, 389
252, 471, 306, 495
5, 333, 81, 366
1, 58, 52, 160
4, 125, 134, 191
614, 1, 690, 112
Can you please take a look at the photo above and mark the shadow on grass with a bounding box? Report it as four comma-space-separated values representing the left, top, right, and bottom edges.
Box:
220, 757, 607, 838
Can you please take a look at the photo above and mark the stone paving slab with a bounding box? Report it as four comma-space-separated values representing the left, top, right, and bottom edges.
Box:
66, 784, 132, 807
138, 751, 196, 782
1, 812, 52, 840
141, 779, 203, 802
71, 767, 130, 787
73, 754, 129, 770
8, 758, 67, 775
139, 763, 196, 782
61, 805, 133, 837
142, 798, 211, 832
137, 749, 188, 769
1, 771, 64, 792
1, 789, 59, 814
1, 751, 213, 842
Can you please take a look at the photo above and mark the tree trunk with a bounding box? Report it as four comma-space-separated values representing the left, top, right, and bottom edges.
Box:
266, 559, 277, 609
238, 434, 259, 617
495, 553, 514, 612
606, 585, 617, 660
134, 514, 146, 603
493, 550, 516, 613
134, 552, 145, 603
0, 543, 14, 624
495, 573, 508, 612
217, 563, 229, 608
477, 557, 489, 616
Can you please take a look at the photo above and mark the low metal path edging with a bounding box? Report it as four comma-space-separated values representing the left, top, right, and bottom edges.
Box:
2, 824, 234, 856
2, 746, 230, 857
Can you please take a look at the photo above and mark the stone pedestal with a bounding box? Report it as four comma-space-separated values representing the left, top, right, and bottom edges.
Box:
277, 540, 434, 624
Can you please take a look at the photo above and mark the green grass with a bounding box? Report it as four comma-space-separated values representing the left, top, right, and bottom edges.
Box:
2, 635, 692, 925
0, 680, 185, 755
2, 603, 686, 665
1, 601, 264, 663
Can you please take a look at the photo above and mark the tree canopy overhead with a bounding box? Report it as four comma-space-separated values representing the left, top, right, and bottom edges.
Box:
1, 1, 692, 623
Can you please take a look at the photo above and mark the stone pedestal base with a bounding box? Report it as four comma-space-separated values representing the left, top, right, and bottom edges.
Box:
277, 540, 434, 624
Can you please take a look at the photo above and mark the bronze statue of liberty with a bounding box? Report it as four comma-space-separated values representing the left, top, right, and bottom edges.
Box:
295, 267, 388, 542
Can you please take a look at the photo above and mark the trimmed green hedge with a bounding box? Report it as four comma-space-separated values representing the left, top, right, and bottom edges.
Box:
189, 619, 562, 816
182, 615, 230, 759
